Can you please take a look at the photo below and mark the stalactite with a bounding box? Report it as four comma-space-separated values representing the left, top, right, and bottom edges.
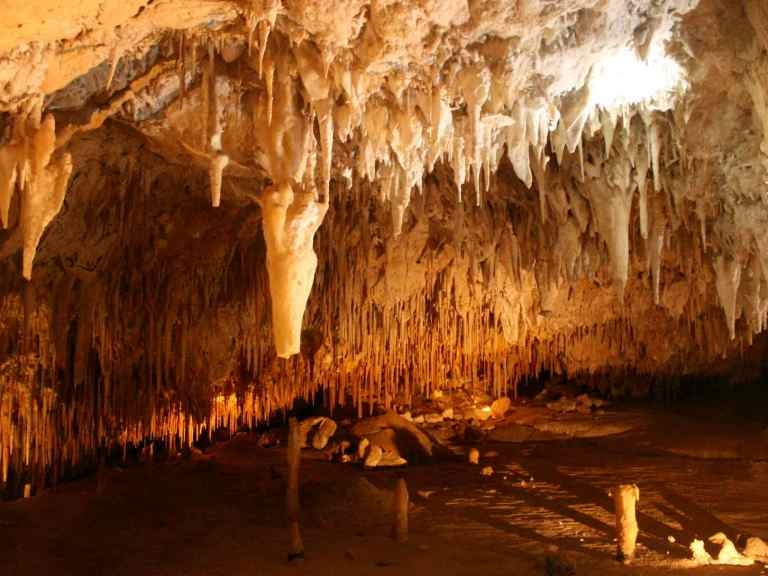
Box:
209, 154, 229, 208
588, 149, 634, 304
21, 153, 72, 280
0, 144, 20, 229
714, 255, 742, 341
0, 8, 757, 492
258, 20, 271, 78
316, 98, 333, 203
458, 64, 491, 206
105, 42, 123, 92
261, 182, 328, 358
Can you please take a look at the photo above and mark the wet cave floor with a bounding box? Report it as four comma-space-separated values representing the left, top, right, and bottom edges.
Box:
1, 403, 767, 576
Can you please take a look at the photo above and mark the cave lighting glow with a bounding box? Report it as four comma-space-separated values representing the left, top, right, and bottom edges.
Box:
589, 39, 687, 109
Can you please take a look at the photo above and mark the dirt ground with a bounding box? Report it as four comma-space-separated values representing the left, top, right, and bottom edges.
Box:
1, 403, 767, 576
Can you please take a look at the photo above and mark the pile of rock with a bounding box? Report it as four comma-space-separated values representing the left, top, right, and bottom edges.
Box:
297, 416, 338, 450
545, 393, 608, 414
291, 391, 515, 468
405, 389, 513, 424
689, 533, 767, 566
293, 411, 437, 469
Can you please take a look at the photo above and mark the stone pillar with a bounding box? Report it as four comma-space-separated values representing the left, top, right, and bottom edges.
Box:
286, 417, 304, 560
614, 483, 639, 561
392, 476, 409, 543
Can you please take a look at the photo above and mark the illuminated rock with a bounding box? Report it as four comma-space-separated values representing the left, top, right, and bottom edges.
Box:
614, 484, 639, 562
262, 182, 328, 358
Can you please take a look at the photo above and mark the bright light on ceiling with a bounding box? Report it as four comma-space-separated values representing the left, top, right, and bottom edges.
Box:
588, 39, 687, 110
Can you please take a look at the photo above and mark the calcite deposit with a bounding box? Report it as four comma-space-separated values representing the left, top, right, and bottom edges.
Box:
0, 0, 767, 493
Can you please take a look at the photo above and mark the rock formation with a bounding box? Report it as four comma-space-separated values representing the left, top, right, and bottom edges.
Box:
0, 0, 767, 493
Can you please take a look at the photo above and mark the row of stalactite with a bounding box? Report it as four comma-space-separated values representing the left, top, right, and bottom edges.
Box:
0, 351, 270, 493
0, 128, 763, 498
1, 272, 749, 496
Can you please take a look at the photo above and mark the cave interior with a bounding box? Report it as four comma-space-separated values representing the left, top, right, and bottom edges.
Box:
1, 0, 768, 574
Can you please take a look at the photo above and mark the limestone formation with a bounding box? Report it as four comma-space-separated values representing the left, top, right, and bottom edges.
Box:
614, 484, 640, 562
286, 417, 304, 560
490, 397, 511, 419
261, 182, 328, 358
392, 476, 409, 543
0, 0, 767, 493
311, 418, 337, 451
743, 536, 768, 562
707, 533, 754, 566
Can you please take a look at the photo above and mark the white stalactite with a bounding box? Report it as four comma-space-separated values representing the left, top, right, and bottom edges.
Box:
209, 154, 229, 208
316, 98, 334, 202
590, 156, 634, 305
714, 255, 742, 341
21, 153, 73, 280
0, 144, 21, 229
262, 182, 328, 358
458, 64, 491, 206
648, 219, 665, 305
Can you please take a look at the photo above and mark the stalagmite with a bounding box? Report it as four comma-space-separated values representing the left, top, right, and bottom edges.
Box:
286, 417, 304, 561
614, 484, 640, 562
392, 476, 409, 543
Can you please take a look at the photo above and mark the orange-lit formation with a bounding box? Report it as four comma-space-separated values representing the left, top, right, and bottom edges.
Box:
0, 0, 766, 522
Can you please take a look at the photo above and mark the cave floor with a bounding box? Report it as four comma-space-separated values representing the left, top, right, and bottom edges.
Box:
1, 405, 767, 576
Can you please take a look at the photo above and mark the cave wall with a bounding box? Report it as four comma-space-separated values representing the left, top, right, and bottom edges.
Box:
0, 0, 767, 494
0, 120, 762, 494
